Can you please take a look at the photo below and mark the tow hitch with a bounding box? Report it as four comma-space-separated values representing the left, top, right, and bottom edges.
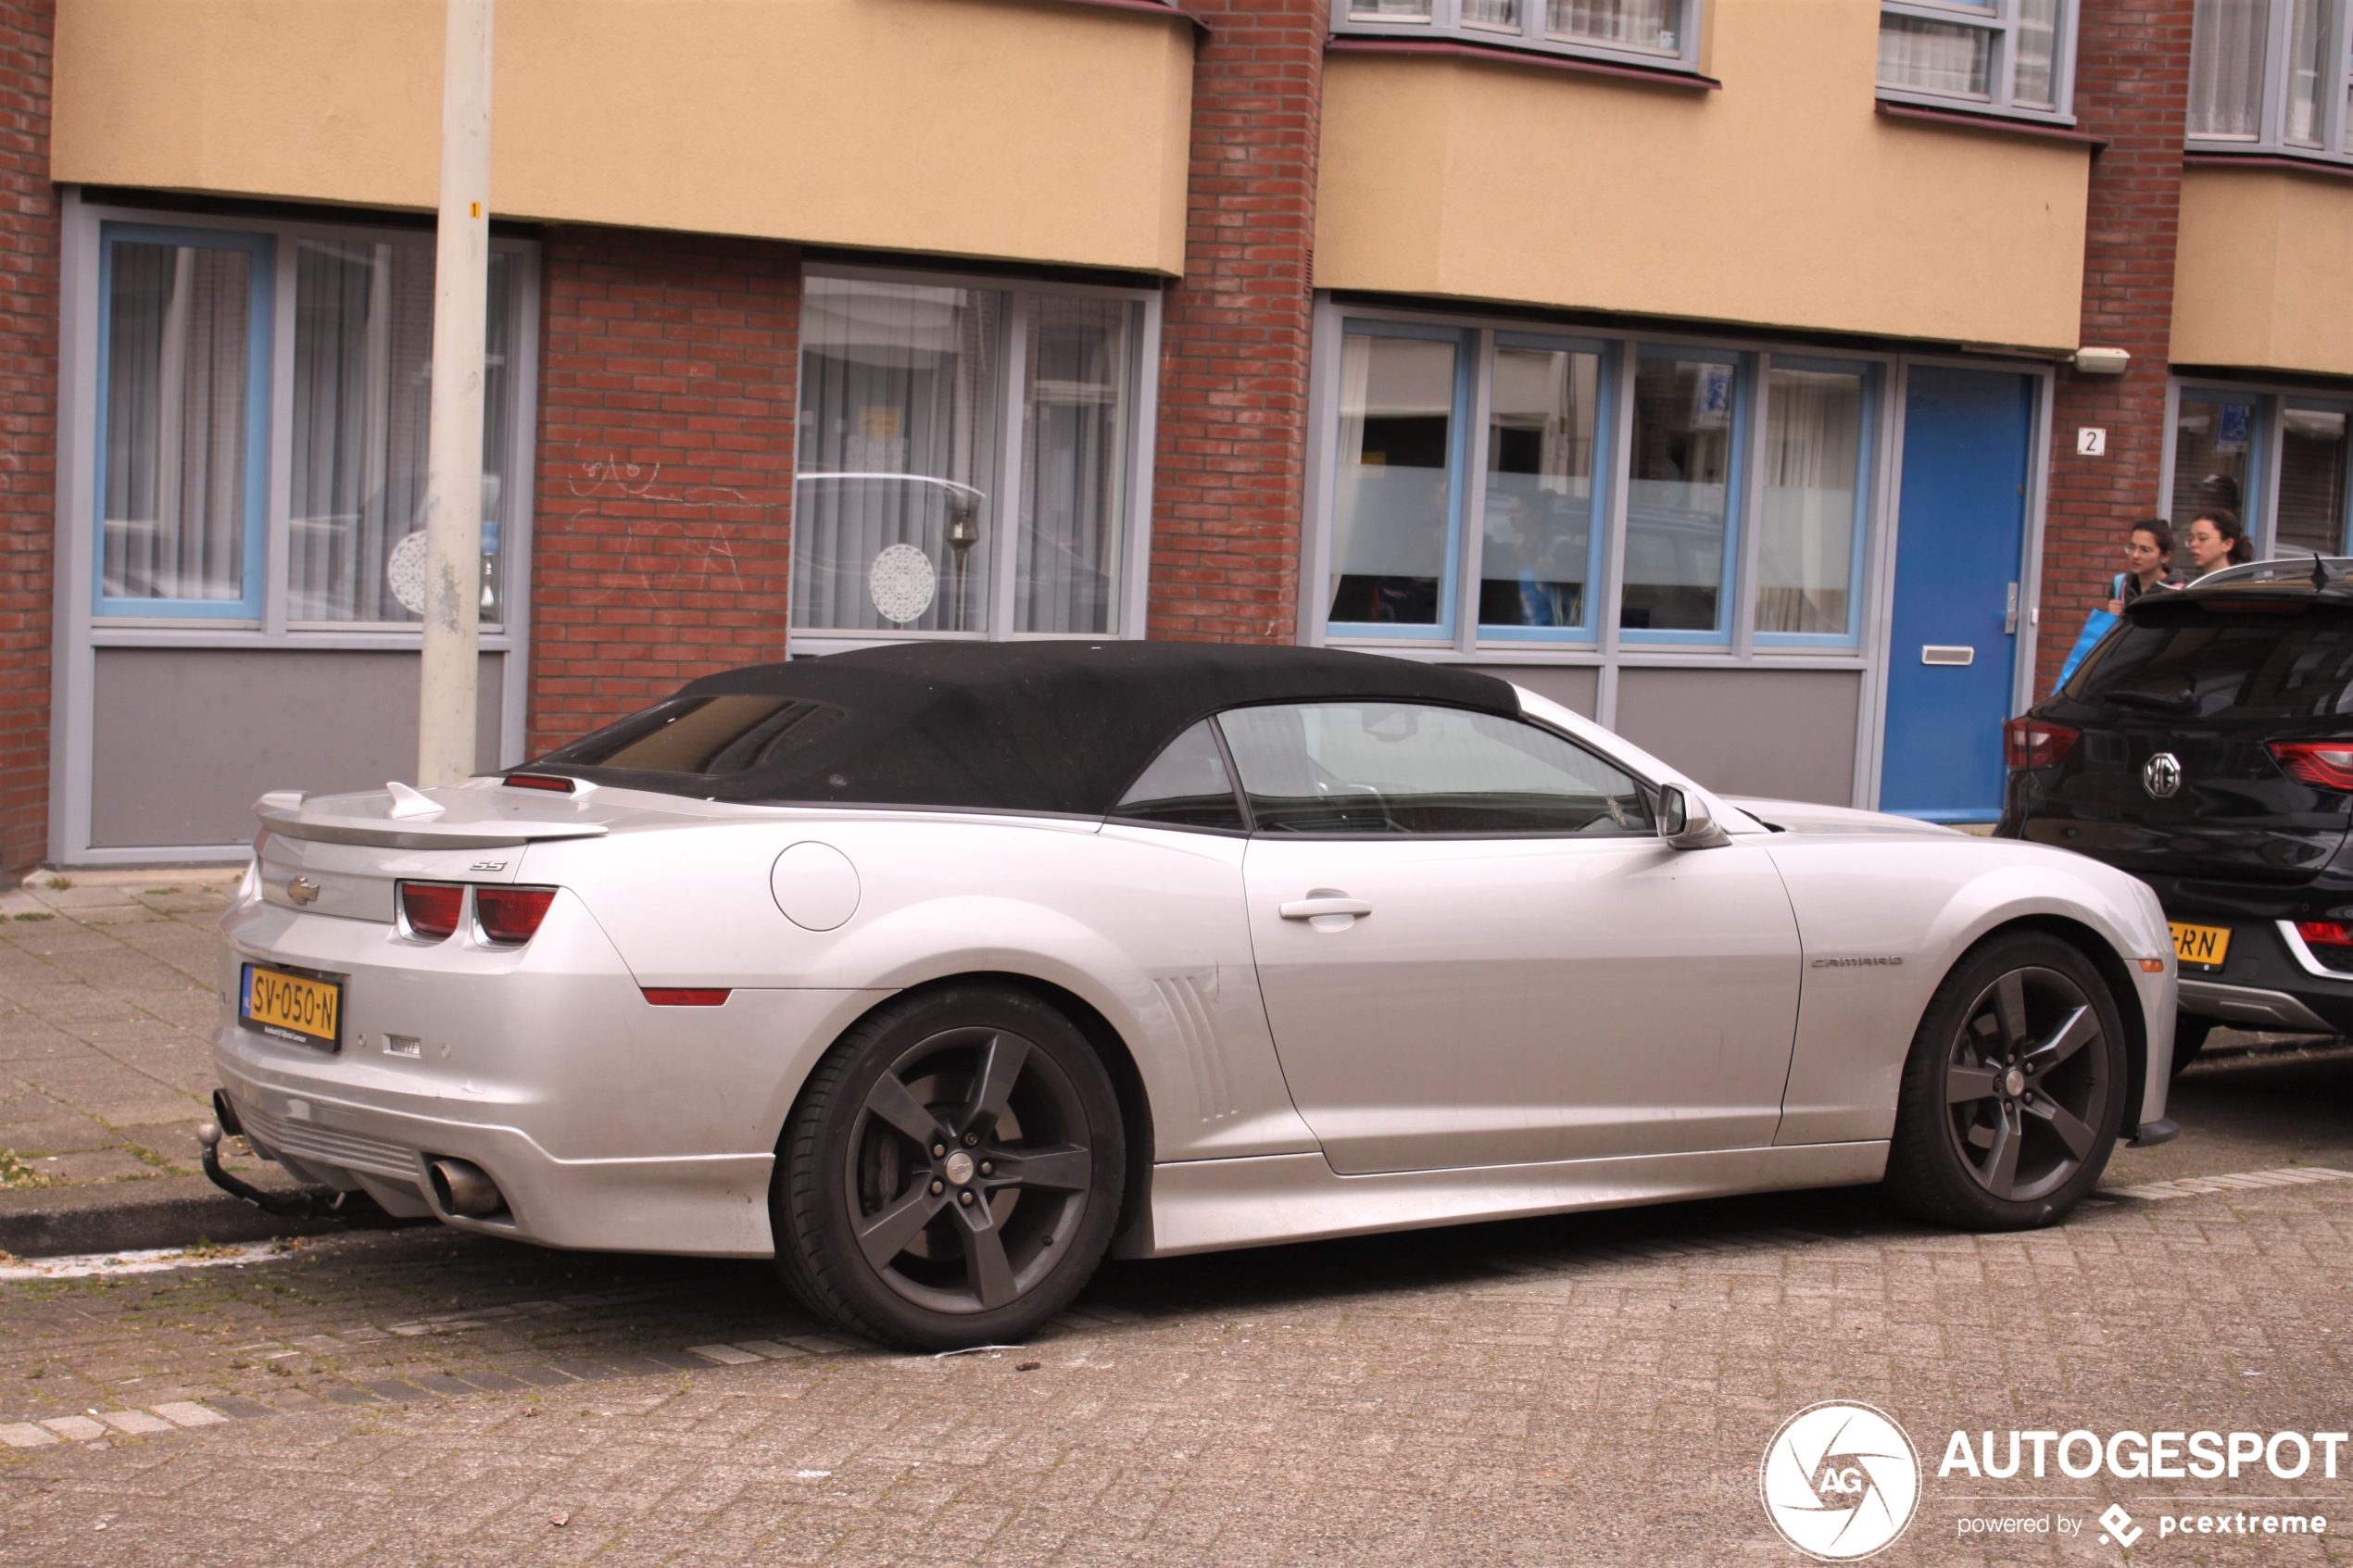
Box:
196, 1090, 386, 1223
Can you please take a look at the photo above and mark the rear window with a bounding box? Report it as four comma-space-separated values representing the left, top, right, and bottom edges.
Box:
2067, 612, 2353, 719
536, 696, 846, 776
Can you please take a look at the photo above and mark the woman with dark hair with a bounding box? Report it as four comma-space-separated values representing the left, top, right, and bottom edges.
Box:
2182, 507, 2251, 581
2105, 519, 2179, 614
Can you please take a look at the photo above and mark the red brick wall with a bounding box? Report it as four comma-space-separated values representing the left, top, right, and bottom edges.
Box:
526, 228, 799, 757
2034, 0, 2194, 697
1146, 0, 1329, 642
0, 1, 52, 877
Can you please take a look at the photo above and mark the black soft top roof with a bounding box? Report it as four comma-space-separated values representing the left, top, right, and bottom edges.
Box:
528, 640, 1523, 815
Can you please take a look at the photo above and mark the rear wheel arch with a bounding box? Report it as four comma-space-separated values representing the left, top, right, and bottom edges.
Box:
787, 971, 1158, 1249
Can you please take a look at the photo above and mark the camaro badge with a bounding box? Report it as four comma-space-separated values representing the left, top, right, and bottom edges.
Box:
1811, 955, 1902, 969
2143, 752, 2183, 798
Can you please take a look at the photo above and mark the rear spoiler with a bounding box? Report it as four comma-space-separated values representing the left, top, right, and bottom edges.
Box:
253, 785, 609, 852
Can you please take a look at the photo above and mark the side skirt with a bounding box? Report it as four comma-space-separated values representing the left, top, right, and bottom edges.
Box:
1119, 1142, 1891, 1259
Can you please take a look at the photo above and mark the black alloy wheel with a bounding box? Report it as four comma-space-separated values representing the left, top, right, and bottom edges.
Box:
772, 985, 1125, 1349
1886, 934, 2127, 1230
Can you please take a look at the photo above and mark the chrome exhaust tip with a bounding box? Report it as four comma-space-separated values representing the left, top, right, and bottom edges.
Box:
426, 1157, 506, 1218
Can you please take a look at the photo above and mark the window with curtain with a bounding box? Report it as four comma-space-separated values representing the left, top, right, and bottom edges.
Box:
288, 242, 517, 624
2188, 0, 2353, 161
1549, 0, 1677, 52
1877, 0, 2075, 121
793, 272, 1149, 643
100, 234, 265, 609
1482, 345, 1597, 632
1317, 324, 1886, 655
1621, 354, 1736, 635
1329, 332, 1457, 631
1017, 296, 1139, 635
2275, 407, 2350, 557
795, 278, 1003, 635
2191, 0, 2271, 135
1332, 0, 1700, 71
93, 218, 535, 627
1756, 368, 1866, 638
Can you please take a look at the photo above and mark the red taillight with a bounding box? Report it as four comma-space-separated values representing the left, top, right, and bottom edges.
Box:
399, 882, 465, 942
2270, 741, 2353, 791
643, 988, 731, 1007
2003, 718, 2080, 771
2297, 921, 2353, 947
476, 886, 558, 945
502, 773, 575, 793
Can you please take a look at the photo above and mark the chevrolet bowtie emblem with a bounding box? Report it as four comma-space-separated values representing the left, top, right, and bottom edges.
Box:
286, 876, 321, 906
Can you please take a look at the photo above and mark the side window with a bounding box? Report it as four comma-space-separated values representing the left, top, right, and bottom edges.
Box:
1215, 703, 1655, 836
1111, 719, 1248, 831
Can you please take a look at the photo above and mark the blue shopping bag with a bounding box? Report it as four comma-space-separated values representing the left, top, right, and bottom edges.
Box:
2055, 574, 2126, 690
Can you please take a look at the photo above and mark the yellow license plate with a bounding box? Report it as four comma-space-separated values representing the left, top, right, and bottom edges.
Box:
240, 963, 342, 1049
2171, 922, 2232, 971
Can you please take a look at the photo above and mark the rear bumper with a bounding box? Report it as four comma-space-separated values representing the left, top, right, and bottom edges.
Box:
2160, 902, 2353, 1035
213, 1061, 778, 1256
211, 886, 887, 1255
2176, 977, 2338, 1034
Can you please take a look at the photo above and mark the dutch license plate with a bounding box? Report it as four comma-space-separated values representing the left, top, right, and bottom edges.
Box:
240, 963, 342, 1049
2171, 922, 2232, 971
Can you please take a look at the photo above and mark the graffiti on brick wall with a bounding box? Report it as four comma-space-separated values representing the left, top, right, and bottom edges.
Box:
559, 454, 765, 604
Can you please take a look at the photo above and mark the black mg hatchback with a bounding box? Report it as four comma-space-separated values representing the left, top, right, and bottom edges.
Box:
1997, 558, 2353, 1070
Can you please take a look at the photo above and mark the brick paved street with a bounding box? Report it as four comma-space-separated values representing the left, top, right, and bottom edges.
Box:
2, 880, 2351, 1564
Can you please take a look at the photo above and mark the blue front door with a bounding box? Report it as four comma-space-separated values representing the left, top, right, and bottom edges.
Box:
1881, 366, 2036, 822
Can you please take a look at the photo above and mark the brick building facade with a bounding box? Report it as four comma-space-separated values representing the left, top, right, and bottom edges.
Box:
2035, 0, 2196, 697
1146, 0, 1327, 646
0, 0, 55, 875
10, 0, 2353, 868
527, 229, 800, 757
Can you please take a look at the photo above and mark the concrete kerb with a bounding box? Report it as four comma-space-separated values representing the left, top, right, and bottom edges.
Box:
0, 1173, 353, 1259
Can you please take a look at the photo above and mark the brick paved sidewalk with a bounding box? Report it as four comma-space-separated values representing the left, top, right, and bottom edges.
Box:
0, 868, 243, 1192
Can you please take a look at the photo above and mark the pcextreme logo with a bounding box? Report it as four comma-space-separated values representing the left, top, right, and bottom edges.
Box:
1759, 1401, 1923, 1561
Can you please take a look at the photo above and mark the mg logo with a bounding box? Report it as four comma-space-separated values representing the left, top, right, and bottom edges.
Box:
2143, 752, 2183, 799
1759, 1401, 1921, 1561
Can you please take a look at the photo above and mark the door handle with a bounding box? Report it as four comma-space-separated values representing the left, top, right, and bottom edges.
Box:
1280, 897, 1372, 920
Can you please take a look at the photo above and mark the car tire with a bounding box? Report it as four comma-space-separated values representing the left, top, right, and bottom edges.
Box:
771, 984, 1126, 1351
1883, 933, 2129, 1231
2171, 1013, 2217, 1076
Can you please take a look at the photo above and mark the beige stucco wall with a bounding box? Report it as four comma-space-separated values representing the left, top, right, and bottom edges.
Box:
53, 0, 1193, 275
1315, 0, 2091, 349
2172, 167, 2353, 376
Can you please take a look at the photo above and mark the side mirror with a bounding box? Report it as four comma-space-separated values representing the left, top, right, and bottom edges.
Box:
1657, 784, 1730, 849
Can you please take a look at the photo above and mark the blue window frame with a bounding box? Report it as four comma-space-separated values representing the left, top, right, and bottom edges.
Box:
1478, 332, 1612, 644
1326, 320, 1474, 643
94, 223, 274, 620
1618, 345, 1746, 646
1755, 357, 1875, 650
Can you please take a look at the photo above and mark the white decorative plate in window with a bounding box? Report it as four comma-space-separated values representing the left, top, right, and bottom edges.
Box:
868, 543, 937, 625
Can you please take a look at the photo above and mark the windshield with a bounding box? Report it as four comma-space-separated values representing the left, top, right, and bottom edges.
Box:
2067, 612, 2353, 719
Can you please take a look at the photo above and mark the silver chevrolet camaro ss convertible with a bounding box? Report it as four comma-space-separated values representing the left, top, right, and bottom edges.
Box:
212, 643, 2178, 1348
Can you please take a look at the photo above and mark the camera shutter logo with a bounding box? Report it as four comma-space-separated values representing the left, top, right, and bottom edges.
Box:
1759, 1401, 1920, 1561
2143, 752, 2183, 799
